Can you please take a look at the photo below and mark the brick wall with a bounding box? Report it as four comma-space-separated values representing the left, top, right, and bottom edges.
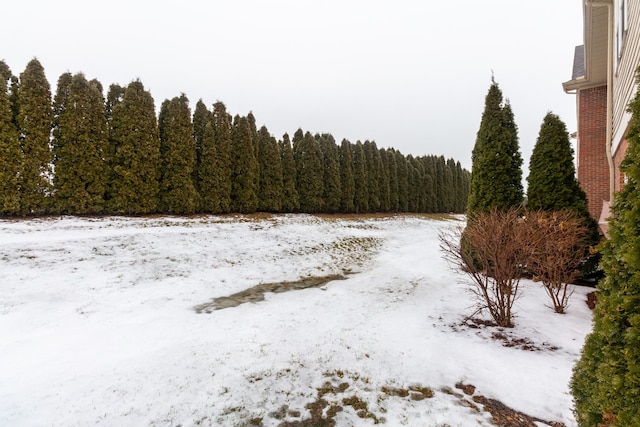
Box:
577, 85, 610, 220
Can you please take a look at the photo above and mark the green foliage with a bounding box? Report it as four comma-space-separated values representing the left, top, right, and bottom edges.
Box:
212, 102, 233, 213
318, 133, 341, 213
467, 81, 524, 216
378, 147, 391, 212
339, 139, 355, 213
395, 150, 409, 212
294, 130, 324, 212
193, 100, 219, 213
52, 73, 109, 214
528, 113, 589, 212
571, 69, 640, 427
106, 80, 160, 214
0, 68, 21, 215
352, 141, 369, 213
280, 133, 299, 212
1, 59, 472, 217
231, 115, 259, 213
363, 141, 380, 212
386, 149, 399, 212
257, 125, 283, 212
158, 95, 198, 214
16, 58, 53, 214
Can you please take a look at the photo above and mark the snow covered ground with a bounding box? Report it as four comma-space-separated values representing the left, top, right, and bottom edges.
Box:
0, 214, 593, 426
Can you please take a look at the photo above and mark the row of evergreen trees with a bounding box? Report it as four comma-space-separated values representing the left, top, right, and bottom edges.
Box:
0, 58, 470, 217
467, 77, 595, 237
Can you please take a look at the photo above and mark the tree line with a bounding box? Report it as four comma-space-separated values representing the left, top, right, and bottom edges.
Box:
0, 58, 470, 217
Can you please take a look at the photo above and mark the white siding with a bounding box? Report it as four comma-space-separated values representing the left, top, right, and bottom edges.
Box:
612, 0, 640, 153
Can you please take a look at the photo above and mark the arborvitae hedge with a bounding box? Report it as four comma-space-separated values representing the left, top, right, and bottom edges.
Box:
0, 59, 470, 217
571, 69, 640, 427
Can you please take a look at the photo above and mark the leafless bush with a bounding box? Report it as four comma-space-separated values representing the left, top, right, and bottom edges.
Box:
439, 207, 530, 328
523, 210, 589, 314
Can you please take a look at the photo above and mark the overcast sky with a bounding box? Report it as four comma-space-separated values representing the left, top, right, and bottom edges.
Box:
2, 0, 583, 174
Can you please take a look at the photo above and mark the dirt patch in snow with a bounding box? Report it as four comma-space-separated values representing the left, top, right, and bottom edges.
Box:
194, 274, 349, 312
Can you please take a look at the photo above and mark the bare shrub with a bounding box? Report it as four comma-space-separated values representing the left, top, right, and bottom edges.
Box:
439, 207, 530, 328
523, 210, 589, 314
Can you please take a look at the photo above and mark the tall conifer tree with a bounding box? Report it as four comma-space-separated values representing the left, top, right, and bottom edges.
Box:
231, 115, 259, 213
378, 147, 391, 212
527, 113, 593, 219
294, 131, 324, 212
107, 80, 160, 214
158, 95, 198, 214
0, 64, 21, 215
257, 126, 283, 212
386, 149, 399, 212
192, 100, 219, 212
339, 139, 355, 213
212, 102, 233, 213
395, 151, 409, 212
280, 133, 299, 212
363, 141, 381, 212
352, 141, 369, 213
52, 73, 108, 214
467, 80, 523, 215
16, 58, 53, 214
318, 133, 341, 213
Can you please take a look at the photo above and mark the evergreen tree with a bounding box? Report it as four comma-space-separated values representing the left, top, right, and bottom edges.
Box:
212, 102, 233, 213
571, 70, 640, 427
339, 139, 355, 213
352, 141, 369, 213
231, 115, 259, 213
527, 113, 594, 224
395, 151, 409, 212
454, 161, 467, 213
280, 133, 299, 212
52, 73, 109, 214
158, 95, 198, 214
192, 100, 218, 212
257, 125, 283, 212
378, 147, 391, 212
363, 141, 381, 212
386, 149, 399, 212
422, 156, 437, 212
105, 83, 125, 122
435, 156, 453, 212
318, 133, 341, 213
106, 80, 160, 214
445, 158, 457, 212
1, 62, 20, 127
467, 80, 524, 215
294, 131, 324, 212
0, 64, 21, 215
16, 58, 53, 214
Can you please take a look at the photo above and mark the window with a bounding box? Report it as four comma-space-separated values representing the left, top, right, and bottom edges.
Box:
616, 0, 628, 59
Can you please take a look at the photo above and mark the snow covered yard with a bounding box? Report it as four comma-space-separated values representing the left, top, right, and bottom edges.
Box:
0, 214, 593, 426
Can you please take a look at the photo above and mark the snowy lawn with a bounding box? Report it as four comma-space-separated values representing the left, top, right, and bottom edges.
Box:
0, 214, 593, 426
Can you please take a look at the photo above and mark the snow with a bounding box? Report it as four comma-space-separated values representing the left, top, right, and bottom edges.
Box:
0, 214, 594, 426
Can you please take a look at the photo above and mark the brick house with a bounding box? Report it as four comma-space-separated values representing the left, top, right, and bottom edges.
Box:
563, 0, 639, 234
